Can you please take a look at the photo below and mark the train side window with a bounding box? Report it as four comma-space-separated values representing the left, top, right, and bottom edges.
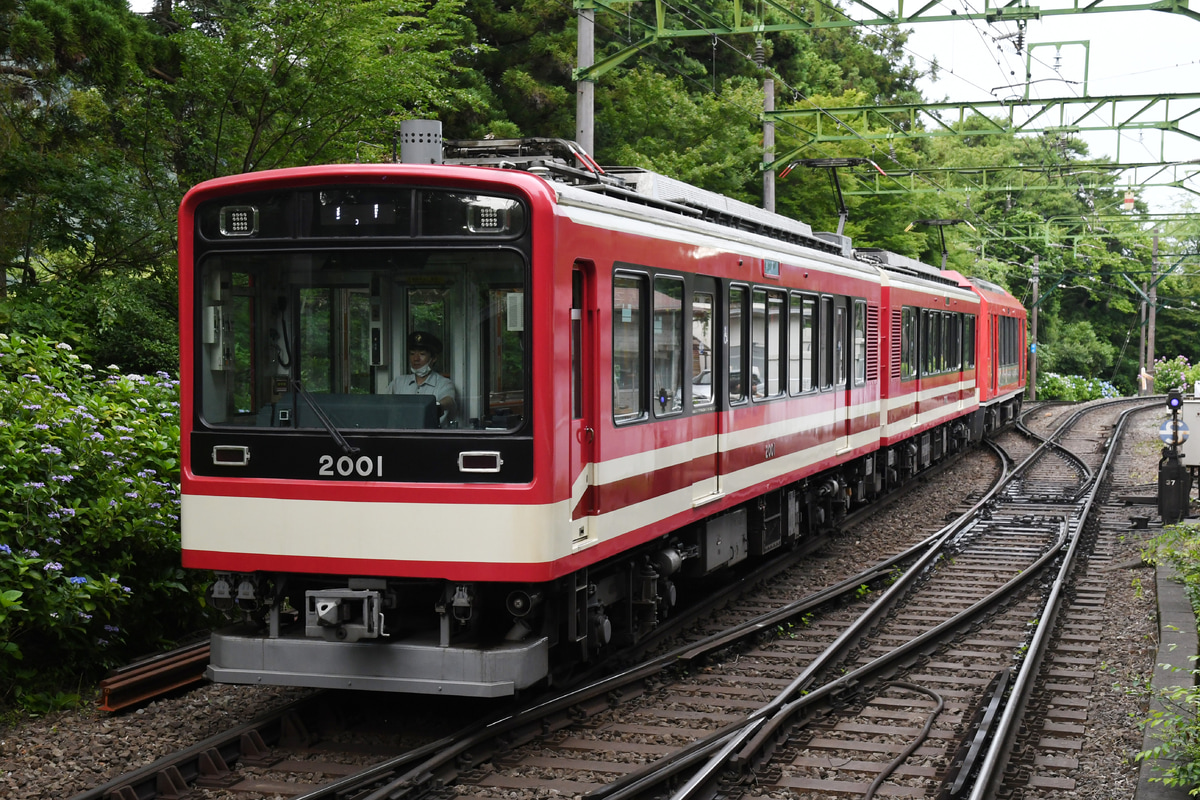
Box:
943, 312, 957, 371
964, 314, 976, 369
613, 273, 646, 421
572, 270, 583, 420
653, 276, 684, 417
729, 284, 748, 403
788, 295, 801, 395
834, 302, 847, 387
820, 295, 833, 390
901, 306, 917, 380
999, 316, 1008, 365
692, 290, 715, 409
787, 293, 810, 394
802, 296, 816, 391
950, 314, 960, 374
922, 308, 940, 375
918, 309, 927, 375
852, 299, 867, 386
753, 288, 785, 400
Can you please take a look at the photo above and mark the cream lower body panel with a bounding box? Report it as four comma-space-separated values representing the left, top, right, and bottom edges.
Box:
183, 494, 573, 565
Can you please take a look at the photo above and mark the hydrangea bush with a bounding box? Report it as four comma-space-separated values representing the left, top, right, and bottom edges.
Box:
0, 334, 210, 711
1035, 372, 1123, 401
1153, 355, 1200, 395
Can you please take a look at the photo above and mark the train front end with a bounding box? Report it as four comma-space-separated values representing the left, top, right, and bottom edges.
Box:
179, 165, 564, 697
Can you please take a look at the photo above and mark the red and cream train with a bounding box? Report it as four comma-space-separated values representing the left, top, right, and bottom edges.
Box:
179, 135, 1026, 697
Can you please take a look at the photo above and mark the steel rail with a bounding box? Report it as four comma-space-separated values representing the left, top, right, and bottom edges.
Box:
311, 450, 1014, 800
966, 400, 1156, 799
604, 399, 1148, 800
70, 694, 319, 800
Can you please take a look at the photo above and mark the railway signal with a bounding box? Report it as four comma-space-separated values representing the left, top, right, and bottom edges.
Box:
1159, 388, 1193, 524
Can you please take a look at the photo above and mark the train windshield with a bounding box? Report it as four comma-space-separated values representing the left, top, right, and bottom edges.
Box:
196, 248, 528, 432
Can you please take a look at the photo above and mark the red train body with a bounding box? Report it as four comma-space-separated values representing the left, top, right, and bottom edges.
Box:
180, 139, 1025, 696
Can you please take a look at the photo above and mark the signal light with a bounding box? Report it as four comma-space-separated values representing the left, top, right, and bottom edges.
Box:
1168, 389, 1183, 410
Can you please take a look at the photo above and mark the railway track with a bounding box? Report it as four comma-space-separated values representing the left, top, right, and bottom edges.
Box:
97, 641, 211, 713
71, 399, 1166, 800
339, 398, 1154, 800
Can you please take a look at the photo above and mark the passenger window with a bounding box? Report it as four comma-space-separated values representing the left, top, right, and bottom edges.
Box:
752, 288, 785, 399
729, 285, 748, 403
901, 307, 917, 380
692, 291, 714, 408
653, 276, 684, 417
788, 295, 801, 394
572, 270, 583, 420
834, 303, 847, 387
613, 273, 645, 421
941, 313, 955, 371
964, 315, 976, 369
922, 309, 939, 375
802, 296, 815, 391
820, 296, 833, 390
853, 300, 867, 386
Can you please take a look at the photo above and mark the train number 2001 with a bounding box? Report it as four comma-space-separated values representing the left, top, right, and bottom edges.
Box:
319, 454, 384, 478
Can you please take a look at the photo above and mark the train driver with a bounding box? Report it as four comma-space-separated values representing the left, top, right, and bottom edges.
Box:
388, 331, 457, 426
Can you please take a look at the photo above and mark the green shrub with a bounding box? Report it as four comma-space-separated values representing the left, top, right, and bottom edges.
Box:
0, 333, 209, 711
1155, 355, 1200, 395
0, 274, 178, 376
1139, 523, 1200, 793
1036, 371, 1123, 401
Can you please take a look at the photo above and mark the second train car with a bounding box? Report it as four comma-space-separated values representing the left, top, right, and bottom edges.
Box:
180, 133, 1026, 696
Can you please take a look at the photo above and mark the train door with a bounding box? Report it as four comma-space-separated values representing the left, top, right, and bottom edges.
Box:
569, 262, 597, 544
832, 296, 852, 454
690, 277, 720, 503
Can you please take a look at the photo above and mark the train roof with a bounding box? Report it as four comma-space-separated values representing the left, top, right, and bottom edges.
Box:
853, 248, 962, 288
442, 137, 851, 258
441, 138, 977, 291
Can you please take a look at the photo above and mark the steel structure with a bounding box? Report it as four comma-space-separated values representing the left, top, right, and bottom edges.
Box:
810, 159, 1200, 197
572, 0, 1200, 82
767, 92, 1200, 166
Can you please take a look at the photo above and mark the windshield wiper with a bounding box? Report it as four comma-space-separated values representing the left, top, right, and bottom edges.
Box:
290, 379, 360, 456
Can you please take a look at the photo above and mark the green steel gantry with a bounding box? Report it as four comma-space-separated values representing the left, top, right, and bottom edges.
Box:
766, 92, 1200, 169
572, 0, 1200, 81
824, 159, 1200, 197
572, 1, 1200, 199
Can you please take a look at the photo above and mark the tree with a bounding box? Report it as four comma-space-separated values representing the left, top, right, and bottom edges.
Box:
0, 0, 172, 292
169, 0, 488, 180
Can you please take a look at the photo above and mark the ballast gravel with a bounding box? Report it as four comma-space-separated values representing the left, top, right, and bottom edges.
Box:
0, 407, 1178, 800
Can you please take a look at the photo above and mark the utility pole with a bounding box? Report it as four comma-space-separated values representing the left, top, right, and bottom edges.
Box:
756, 39, 775, 213
764, 75, 775, 213
1139, 280, 1147, 378
1029, 255, 1038, 401
576, 8, 595, 155
1149, 235, 1159, 377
